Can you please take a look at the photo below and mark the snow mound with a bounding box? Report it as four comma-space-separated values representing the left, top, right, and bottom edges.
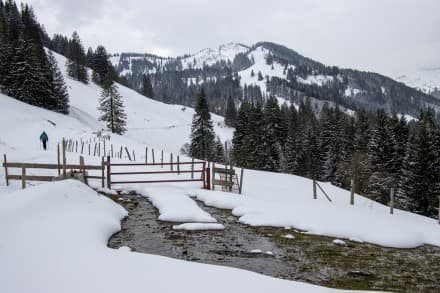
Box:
172, 223, 225, 231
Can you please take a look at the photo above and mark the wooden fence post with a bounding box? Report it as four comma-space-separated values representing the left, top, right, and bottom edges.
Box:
75, 140, 78, 153
152, 149, 155, 164
125, 147, 132, 161
81, 142, 84, 154
93, 143, 97, 156
62, 139, 67, 177
390, 188, 395, 215
119, 146, 123, 159
202, 161, 206, 189
177, 156, 180, 175
106, 156, 111, 189
212, 163, 216, 190
239, 168, 244, 194
3, 154, 9, 186
104, 140, 106, 156
80, 156, 88, 185
57, 143, 61, 175
191, 158, 194, 179
145, 147, 148, 164
100, 156, 105, 188
170, 153, 173, 171
350, 179, 355, 205
132, 150, 136, 161
313, 177, 317, 199
229, 163, 233, 192
21, 167, 26, 189
88, 144, 91, 156
98, 142, 101, 157
206, 163, 211, 190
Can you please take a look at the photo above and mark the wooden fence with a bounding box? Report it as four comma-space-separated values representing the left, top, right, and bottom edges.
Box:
106, 156, 210, 190
3, 154, 105, 189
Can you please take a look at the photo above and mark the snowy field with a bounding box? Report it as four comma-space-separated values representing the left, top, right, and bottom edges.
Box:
1, 49, 440, 292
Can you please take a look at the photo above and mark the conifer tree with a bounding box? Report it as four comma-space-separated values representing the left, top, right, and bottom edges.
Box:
214, 137, 225, 164
224, 96, 237, 127
189, 89, 216, 161
90, 45, 112, 86
142, 74, 154, 98
232, 99, 251, 166
98, 73, 127, 134
397, 111, 440, 217
66, 31, 88, 83
47, 50, 69, 113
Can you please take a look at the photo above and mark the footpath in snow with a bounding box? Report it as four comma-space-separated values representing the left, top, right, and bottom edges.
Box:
0, 180, 356, 293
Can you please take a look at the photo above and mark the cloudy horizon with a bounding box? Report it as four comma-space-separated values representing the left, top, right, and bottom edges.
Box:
26, 0, 440, 77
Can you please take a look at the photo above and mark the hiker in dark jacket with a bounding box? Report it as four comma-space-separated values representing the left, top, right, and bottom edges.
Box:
40, 131, 49, 150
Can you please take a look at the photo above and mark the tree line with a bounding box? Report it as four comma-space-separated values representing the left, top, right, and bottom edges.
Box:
228, 95, 440, 218
190, 88, 439, 218
0, 0, 68, 113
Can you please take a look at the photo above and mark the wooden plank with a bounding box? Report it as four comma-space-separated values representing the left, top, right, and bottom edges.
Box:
2, 162, 103, 170
112, 179, 203, 184
316, 182, 332, 202
111, 170, 203, 175
110, 161, 204, 167
8, 175, 53, 182
85, 175, 105, 179
212, 179, 233, 187
214, 167, 235, 175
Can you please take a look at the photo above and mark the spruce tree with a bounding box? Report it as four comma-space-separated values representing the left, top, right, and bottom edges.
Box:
224, 96, 237, 127
142, 74, 154, 98
397, 111, 440, 217
232, 99, 251, 166
47, 50, 69, 113
66, 31, 88, 83
189, 89, 216, 161
98, 74, 127, 134
214, 137, 225, 164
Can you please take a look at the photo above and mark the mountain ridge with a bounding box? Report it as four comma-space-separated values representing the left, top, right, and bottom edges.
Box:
111, 41, 440, 120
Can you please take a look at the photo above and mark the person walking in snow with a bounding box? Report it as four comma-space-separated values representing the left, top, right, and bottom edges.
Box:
40, 131, 49, 150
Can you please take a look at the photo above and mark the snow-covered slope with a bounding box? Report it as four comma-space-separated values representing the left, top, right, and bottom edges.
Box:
395, 68, 440, 96
51, 52, 233, 154
181, 42, 250, 69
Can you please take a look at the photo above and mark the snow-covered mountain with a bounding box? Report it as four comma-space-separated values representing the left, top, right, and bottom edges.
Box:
395, 68, 440, 97
111, 41, 440, 120
2, 48, 440, 293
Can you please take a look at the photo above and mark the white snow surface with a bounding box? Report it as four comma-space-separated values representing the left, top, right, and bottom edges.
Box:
396, 68, 440, 95
0, 180, 350, 293
172, 223, 225, 231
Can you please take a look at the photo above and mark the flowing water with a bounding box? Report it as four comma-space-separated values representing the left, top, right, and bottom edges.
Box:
107, 193, 440, 292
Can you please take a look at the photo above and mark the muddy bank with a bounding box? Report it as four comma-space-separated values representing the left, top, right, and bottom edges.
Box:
108, 193, 440, 292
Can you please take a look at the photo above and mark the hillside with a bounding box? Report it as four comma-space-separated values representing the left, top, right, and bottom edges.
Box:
111, 41, 440, 119
1, 48, 440, 293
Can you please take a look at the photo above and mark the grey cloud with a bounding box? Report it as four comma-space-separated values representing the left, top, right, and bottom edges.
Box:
27, 0, 440, 77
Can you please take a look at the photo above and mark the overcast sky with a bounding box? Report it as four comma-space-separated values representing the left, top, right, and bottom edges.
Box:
26, 0, 440, 77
